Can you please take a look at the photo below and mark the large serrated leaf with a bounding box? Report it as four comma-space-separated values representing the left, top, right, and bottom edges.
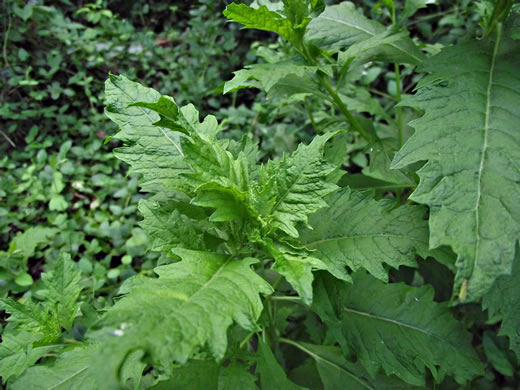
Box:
300, 188, 430, 282
11, 347, 96, 390
313, 273, 484, 386
262, 132, 339, 238
91, 249, 273, 388
392, 20, 520, 302
307, 1, 423, 66
105, 74, 186, 192
39, 253, 83, 332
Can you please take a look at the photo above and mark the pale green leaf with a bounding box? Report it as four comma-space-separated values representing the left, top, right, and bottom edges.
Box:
149, 360, 219, 390
224, 61, 317, 94
11, 347, 96, 390
91, 249, 272, 388
11, 227, 58, 259
307, 2, 384, 50
313, 273, 484, 386
301, 188, 430, 282
40, 253, 83, 331
105, 74, 185, 192
0, 298, 60, 342
392, 21, 520, 302
218, 362, 258, 390
341, 29, 424, 67
262, 238, 326, 305
0, 332, 58, 383
262, 132, 339, 238
224, 3, 301, 47
401, 0, 437, 21
286, 341, 422, 389
138, 199, 207, 252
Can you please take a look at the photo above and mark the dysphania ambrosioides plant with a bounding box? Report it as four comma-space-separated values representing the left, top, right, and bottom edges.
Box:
2, 0, 520, 388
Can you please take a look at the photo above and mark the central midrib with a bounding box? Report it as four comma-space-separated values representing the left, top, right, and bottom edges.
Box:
472, 25, 502, 285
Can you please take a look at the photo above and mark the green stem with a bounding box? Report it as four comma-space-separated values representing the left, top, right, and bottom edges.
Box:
394, 63, 403, 148
300, 42, 372, 142
239, 330, 258, 349
317, 73, 372, 142
304, 97, 319, 134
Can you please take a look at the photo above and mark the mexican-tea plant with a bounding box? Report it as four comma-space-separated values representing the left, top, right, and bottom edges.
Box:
2, 0, 520, 389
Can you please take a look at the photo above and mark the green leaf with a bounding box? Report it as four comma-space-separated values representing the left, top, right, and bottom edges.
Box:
482, 253, 520, 360
224, 61, 318, 94
92, 249, 272, 388
392, 21, 520, 302
218, 362, 258, 390
256, 339, 306, 390
105, 74, 185, 192
261, 238, 326, 305
11, 347, 96, 390
39, 253, 83, 331
284, 341, 422, 389
401, 0, 437, 21
14, 273, 33, 287
301, 188, 431, 282
306, 2, 380, 50
482, 332, 514, 377
138, 199, 207, 252
340, 29, 424, 67
313, 273, 484, 386
261, 132, 339, 238
149, 360, 220, 390
0, 332, 59, 384
224, 3, 301, 47
0, 298, 60, 342
11, 227, 58, 259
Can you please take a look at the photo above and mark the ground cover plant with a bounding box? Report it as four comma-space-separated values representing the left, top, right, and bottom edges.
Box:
1, 0, 520, 389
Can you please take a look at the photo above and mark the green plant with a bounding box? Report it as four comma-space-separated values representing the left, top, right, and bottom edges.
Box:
2, 0, 520, 389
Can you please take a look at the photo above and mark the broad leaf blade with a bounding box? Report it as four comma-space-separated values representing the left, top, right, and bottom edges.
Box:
40, 253, 83, 331
263, 132, 339, 238
256, 339, 305, 390
301, 188, 430, 282
105, 74, 185, 192
224, 3, 300, 47
92, 249, 273, 388
10, 347, 96, 390
392, 21, 520, 302
314, 273, 484, 386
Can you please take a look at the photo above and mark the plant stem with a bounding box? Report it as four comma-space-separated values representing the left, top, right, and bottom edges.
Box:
239, 330, 257, 349
394, 63, 403, 148
270, 295, 303, 303
271, 275, 284, 290
0, 129, 15, 147
317, 73, 372, 142
304, 97, 319, 134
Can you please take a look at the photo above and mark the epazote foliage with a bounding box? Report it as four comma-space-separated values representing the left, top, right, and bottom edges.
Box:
1, 1, 520, 389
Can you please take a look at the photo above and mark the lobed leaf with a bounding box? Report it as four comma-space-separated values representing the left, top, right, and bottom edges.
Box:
313, 272, 484, 386
91, 249, 272, 388
392, 19, 520, 302
301, 188, 431, 282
